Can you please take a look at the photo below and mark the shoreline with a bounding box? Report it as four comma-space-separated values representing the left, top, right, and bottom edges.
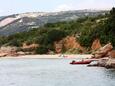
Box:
0, 54, 92, 59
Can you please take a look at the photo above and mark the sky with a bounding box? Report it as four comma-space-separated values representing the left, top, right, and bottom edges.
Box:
0, 0, 115, 16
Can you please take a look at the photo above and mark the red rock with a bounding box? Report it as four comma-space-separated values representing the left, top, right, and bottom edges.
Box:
91, 38, 101, 50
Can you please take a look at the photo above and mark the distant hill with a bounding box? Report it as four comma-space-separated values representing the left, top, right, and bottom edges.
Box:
0, 10, 108, 36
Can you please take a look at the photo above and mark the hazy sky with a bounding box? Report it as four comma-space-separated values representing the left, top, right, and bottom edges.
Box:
0, 0, 115, 16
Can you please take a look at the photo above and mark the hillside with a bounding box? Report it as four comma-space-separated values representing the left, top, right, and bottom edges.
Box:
0, 10, 107, 36
0, 8, 115, 55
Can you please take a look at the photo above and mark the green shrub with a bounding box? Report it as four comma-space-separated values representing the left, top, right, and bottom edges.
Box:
35, 46, 48, 54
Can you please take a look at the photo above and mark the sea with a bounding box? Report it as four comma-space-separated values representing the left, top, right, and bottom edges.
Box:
0, 58, 115, 86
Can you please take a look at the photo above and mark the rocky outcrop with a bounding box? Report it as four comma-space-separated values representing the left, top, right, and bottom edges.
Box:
22, 43, 39, 50
108, 50, 115, 58
90, 43, 115, 68
92, 43, 113, 58
91, 58, 115, 68
97, 58, 108, 67
104, 50, 115, 68
54, 36, 84, 53
64, 36, 84, 51
0, 46, 30, 57
91, 38, 101, 50
105, 58, 115, 68
0, 46, 18, 57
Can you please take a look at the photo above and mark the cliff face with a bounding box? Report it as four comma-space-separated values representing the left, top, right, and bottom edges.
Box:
91, 39, 101, 50
54, 36, 84, 53
54, 37, 105, 54
54, 37, 104, 54
64, 36, 84, 50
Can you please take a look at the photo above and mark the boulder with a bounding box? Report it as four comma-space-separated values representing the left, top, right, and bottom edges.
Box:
98, 58, 108, 67
92, 43, 113, 58
0, 53, 8, 57
99, 43, 113, 52
105, 58, 115, 68
89, 58, 115, 69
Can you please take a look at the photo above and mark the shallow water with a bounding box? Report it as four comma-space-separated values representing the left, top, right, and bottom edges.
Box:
0, 58, 115, 86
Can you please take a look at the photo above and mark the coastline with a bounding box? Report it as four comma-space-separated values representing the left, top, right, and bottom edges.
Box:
0, 54, 92, 59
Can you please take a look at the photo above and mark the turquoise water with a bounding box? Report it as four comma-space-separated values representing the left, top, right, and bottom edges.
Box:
0, 58, 115, 86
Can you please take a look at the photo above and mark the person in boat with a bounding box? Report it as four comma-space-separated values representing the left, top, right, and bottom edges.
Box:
71, 59, 84, 63
81, 58, 84, 62
72, 60, 76, 63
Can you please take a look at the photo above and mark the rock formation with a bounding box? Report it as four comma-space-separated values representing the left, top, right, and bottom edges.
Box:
22, 43, 39, 50
91, 38, 101, 50
0, 46, 18, 57
91, 43, 115, 68
0, 46, 29, 57
108, 50, 115, 58
92, 43, 113, 58
54, 36, 84, 53
64, 36, 84, 51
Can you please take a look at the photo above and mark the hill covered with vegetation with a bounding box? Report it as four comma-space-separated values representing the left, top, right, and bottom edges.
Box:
0, 8, 114, 54
0, 10, 107, 36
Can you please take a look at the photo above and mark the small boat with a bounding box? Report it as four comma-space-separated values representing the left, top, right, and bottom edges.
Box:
70, 60, 92, 65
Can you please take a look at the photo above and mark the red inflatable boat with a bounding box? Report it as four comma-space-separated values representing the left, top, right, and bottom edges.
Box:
70, 60, 92, 65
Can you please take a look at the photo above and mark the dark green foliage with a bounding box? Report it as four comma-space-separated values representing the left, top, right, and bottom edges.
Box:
35, 46, 48, 54
88, 7, 115, 47
78, 8, 115, 48
47, 29, 67, 43
8, 39, 22, 47
106, 7, 115, 35
37, 29, 67, 51
0, 36, 8, 46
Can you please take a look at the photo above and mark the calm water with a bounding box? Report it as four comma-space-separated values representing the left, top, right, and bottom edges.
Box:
0, 58, 115, 86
